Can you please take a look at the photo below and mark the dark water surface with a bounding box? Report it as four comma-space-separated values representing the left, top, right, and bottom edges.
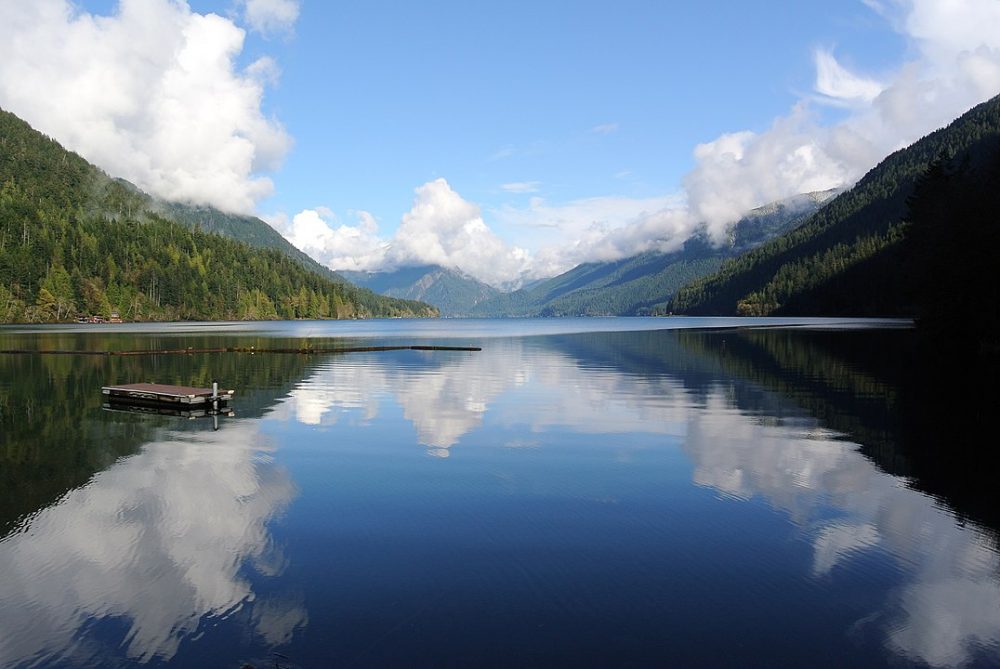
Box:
1, 318, 997, 668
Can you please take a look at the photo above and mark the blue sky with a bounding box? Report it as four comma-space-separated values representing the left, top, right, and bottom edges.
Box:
1, 1, 998, 285
243, 1, 904, 227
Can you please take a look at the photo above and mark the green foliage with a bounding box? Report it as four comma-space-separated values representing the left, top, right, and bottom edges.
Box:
903, 137, 1000, 352
0, 332, 328, 536
668, 94, 1000, 316
0, 107, 436, 322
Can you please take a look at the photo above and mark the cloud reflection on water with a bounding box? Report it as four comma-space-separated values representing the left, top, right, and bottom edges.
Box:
0, 421, 304, 666
3, 332, 996, 668
680, 402, 1000, 666
275, 336, 1000, 668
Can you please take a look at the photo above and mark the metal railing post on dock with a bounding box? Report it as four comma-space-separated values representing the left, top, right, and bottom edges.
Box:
212, 380, 220, 430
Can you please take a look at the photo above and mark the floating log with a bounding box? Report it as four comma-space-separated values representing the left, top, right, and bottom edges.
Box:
0, 344, 481, 356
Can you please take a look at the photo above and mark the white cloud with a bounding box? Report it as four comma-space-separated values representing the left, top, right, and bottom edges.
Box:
489, 146, 516, 161
0, 0, 292, 213
684, 107, 851, 239
278, 185, 696, 287
283, 208, 388, 272
277, 182, 692, 287
678, 0, 1000, 239
814, 49, 886, 103
238, 0, 300, 35
386, 179, 534, 286
281, 179, 535, 287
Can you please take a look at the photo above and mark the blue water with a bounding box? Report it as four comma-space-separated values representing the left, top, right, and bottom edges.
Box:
0, 318, 996, 668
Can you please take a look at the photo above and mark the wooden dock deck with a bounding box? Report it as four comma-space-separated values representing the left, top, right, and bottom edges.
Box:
101, 383, 234, 406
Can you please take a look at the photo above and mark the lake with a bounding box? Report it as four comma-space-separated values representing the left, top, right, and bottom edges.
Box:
1, 317, 997, 668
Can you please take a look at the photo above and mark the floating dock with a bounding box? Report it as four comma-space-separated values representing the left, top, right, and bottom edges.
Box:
101, 383, 234, 406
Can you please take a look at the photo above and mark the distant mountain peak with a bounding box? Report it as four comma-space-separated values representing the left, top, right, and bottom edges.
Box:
340, 264, 501, 316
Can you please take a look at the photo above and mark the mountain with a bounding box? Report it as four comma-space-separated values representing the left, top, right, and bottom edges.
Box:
903, 133, 1000, 351
0, 107, 437, 321
44, 152, 345, 284
467, 191, 834, 317
340, 265, 501, 316
154, 199, 346, 283
667, 93, 1000, 319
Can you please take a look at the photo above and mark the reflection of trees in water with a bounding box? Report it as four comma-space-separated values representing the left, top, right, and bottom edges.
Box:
274, 328, 1000, 667
418, 328, 997, 667
5, 327, 995, 666
677, 395, 1000, 668
674, 327, 1000, 531
276, 327, 998, 537
677, 329, 910, 470
0, 333, 325, 537
551, 328, 1000, 667
0, 333, 323, 664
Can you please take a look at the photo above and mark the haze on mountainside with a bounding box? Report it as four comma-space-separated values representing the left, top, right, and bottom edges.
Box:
1, 1, 1000, 291
344, 190, 838, 316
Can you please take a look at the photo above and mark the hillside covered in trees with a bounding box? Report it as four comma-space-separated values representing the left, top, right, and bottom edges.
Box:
667, 94, 1000, 325
903, 134, 1000, 352
0, 108, 437, 322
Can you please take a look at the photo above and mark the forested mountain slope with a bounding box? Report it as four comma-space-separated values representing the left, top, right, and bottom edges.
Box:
155, 199, 345, 283
667, 94, 1000, 317
0, 108, 436, 321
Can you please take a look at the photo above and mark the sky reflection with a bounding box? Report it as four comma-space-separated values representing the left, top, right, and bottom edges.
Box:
1, 327, 997, 667
0, 421, 303, 666
271, 333, 1000, 667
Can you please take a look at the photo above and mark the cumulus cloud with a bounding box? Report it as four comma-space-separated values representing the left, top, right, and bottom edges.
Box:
278, 183, 692, 286
679, 0, 1000, 237
282, 208, 388, 272
0, 0, 292, 213
683, 106, 851, 240
281, 179, 535, 286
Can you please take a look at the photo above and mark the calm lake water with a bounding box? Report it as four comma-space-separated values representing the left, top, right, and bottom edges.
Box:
1, 317, 997, 668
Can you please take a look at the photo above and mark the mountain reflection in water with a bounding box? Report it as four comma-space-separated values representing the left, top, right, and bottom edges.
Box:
0, 322, 997, 668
